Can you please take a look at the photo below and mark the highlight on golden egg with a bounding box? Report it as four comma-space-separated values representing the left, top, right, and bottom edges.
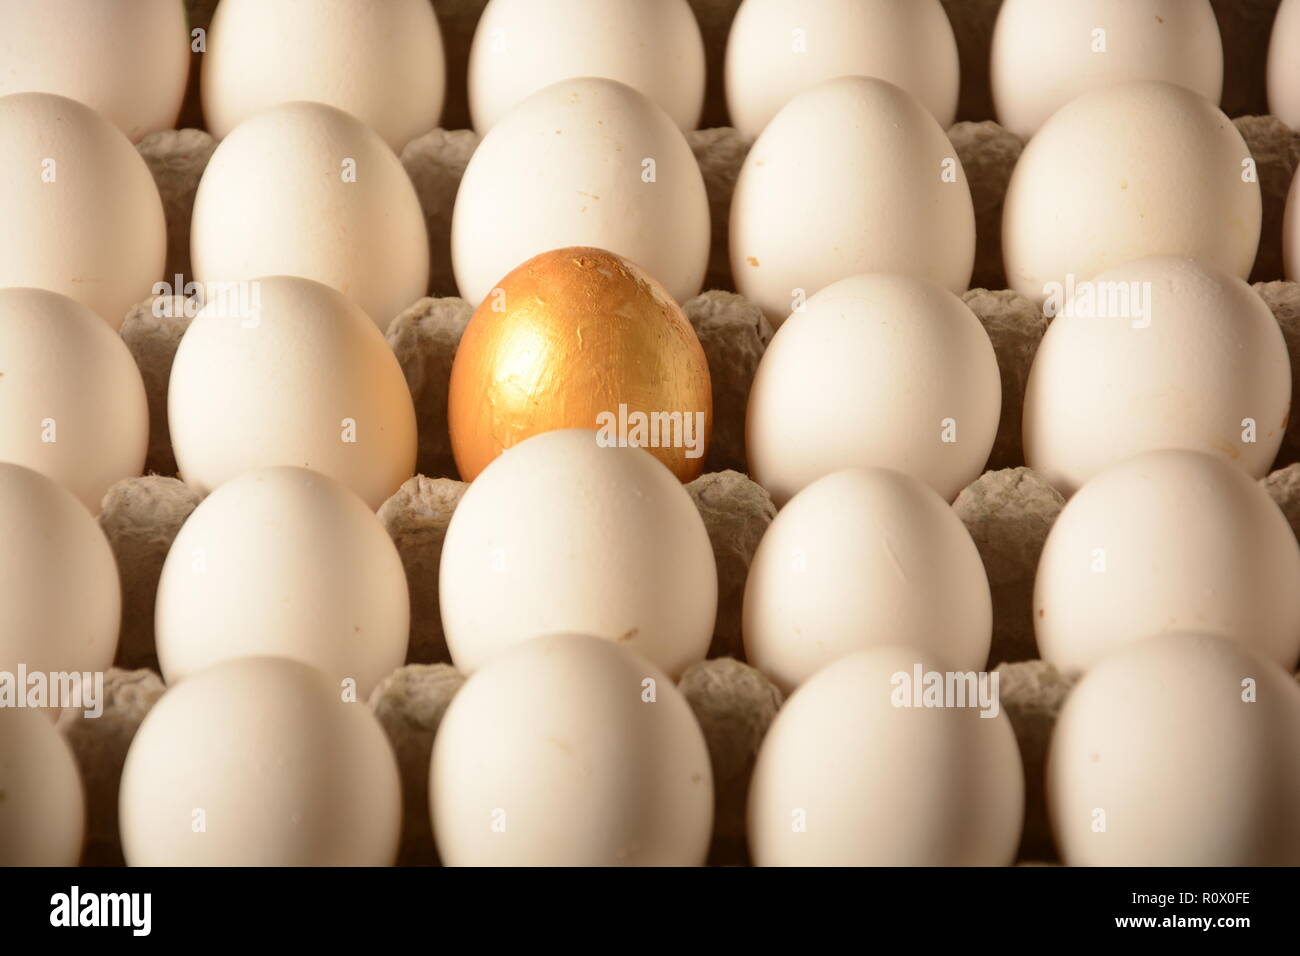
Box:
447, 246, 713, 482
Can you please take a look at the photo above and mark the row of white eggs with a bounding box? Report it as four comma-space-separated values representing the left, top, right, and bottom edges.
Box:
5, 425, 1300, 865
3, 0, 1300, 328
0, 49, 1295, 519
8, 394, 1300, 695
7, 0, 1300, 142
11, 630, 1294, 866
2, 62, 1297, 340
1, 245, 1291, 578
2, 0, 1300, 868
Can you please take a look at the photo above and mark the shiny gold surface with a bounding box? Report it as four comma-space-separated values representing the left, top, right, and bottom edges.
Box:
448, 247, 713, 482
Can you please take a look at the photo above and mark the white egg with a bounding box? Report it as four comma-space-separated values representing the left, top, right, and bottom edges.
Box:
730, 77, 975, 326
1035, 450, 1300, 675
746, 273, 999, 504
0, 288, 148, 513
1048, 633, 1300, 865
468, 0, 705, 133
451, 77, 710, 306
725, 0, 959, 140
749, 645, 1024, 866
440, 429, 716, 678
430, 634, 713, 866
120, 656, 401, 866
1286, 166, 1300, 280
167, 276, 417, 510
0, 92, 166, 330
155, 467, 409, 697
744, 468, 991, 694
1268, 0, 1300, 130
1023, 256, 1289, 495
1003, 81, 1260, 304
191, 101, 429, 330
202, 0, 445, 152
0, 463, 119, 682
0, 0, 188, 142
992, 0, 1223, 141
0, 707, 85, 865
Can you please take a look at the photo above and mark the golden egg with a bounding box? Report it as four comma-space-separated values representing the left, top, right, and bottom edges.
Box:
448, 247, 713, 482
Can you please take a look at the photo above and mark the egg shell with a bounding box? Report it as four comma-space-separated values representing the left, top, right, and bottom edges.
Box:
439, 429, 716, 678
991, 0, 1223, 141
1002, 81, 1261, 303
190, 101, 430, 330
748, 645, 1024, 866
725, 0, 960, 140
0, 92, 166, 330
0, 288, 148, 513
119, 656, 402, 866
730, 76, 975, 325
201, 0, 446, 153
746, 273, 1000, 504
1024, 256, 1290, 494
447, 246, 714, 483
451, 77, 710, 306
468, 0, 705, 133
745, 468, 992, 694
167, 275, 417, 510
430, 633, 713, 866
1047, 632, 1300, 865
0, 0, 189, 142
1035, 449, 1300, 675
0, 463, 120, 682
1269, 0, 1300, 131
155, 467, 409, 696
0, 707, 86, 865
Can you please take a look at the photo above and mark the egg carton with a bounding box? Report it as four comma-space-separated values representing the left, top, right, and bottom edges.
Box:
56, 0, 1300, 867
163, 0, 1300, 293
87, 279, 1300, 872
50, 0, 1300, 874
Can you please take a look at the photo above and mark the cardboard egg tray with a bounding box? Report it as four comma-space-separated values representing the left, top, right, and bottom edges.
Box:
40, 0, 1300, 867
